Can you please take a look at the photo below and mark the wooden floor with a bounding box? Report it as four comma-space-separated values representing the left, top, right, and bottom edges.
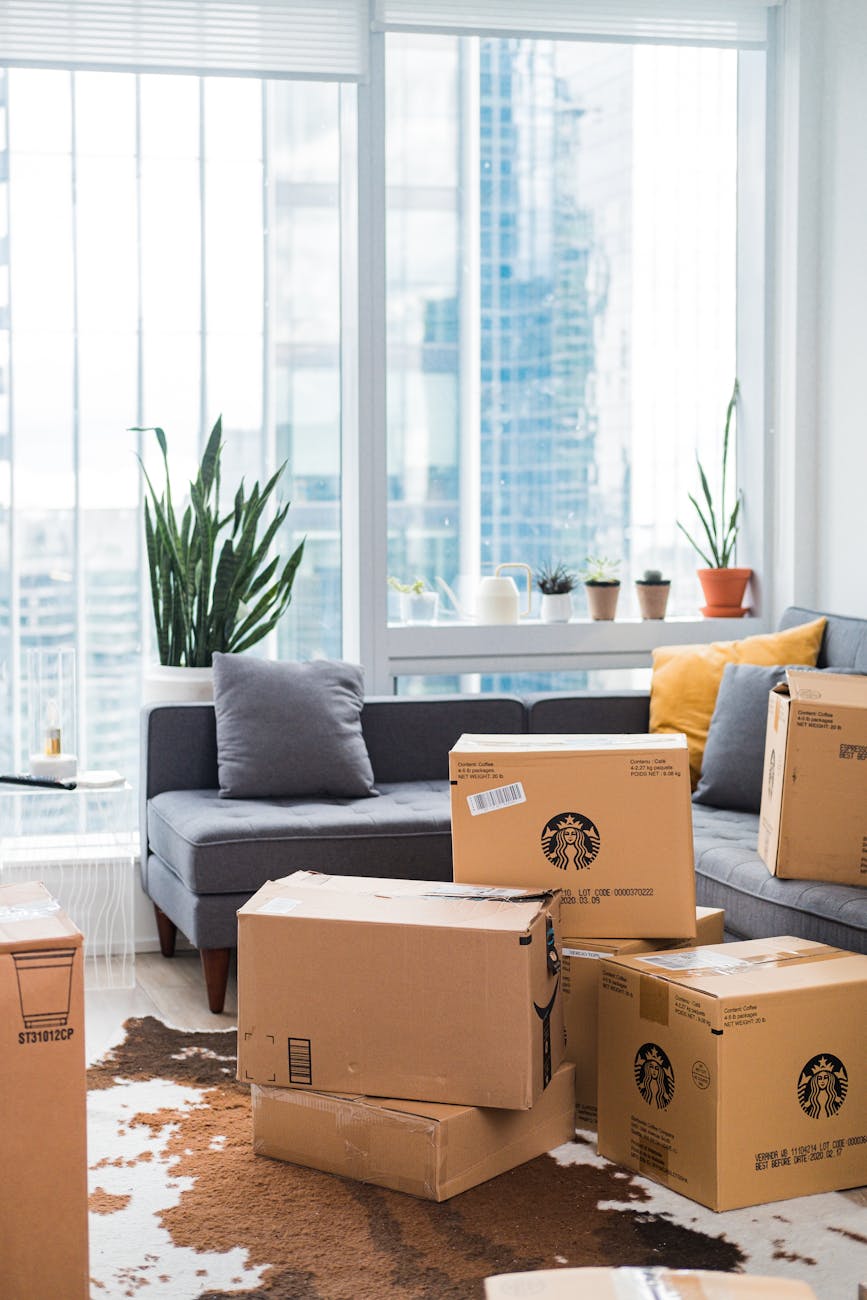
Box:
84, 950, 238, 1063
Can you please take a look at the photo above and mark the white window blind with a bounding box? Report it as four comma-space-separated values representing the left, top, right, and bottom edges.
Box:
373, 0, 782, 48
0, 0, 369, 79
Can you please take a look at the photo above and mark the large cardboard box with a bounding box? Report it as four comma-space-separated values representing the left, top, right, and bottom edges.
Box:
758, 669, 867, 884
597, 937, 867, 1211
563, 906, 725, 1128
484, 1268, 818, 1298
252, 1061, 576, 1201
237, 872, 565, 1109
0, 881, 89, 1300
449, 734, 696, 938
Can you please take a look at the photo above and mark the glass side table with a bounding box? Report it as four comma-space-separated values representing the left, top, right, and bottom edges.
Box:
0, 781, 136, 989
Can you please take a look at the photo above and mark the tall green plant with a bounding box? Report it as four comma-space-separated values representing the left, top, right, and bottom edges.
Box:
677, 380, 741, 569
134, 416, 305, 667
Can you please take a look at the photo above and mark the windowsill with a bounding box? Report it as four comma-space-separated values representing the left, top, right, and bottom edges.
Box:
384, 615, 766, 679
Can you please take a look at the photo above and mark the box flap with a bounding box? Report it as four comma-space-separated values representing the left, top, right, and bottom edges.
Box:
240, 872, 559, 933
451, 732, 686, 754
786, 668, 867, 706
0, 881, 82, 951
609, 936, 867, 998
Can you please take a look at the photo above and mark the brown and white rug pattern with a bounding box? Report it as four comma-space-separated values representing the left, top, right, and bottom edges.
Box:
86, 1018, 867, 1299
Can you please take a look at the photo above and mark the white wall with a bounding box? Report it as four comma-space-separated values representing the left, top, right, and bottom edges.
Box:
814, 0, 867, 617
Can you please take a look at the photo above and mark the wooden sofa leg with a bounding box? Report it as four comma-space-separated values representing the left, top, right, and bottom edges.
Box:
154, 905, 177, 958
200, 947, 231, 1015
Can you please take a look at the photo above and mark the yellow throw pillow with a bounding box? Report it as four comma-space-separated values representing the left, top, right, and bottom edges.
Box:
649, 616, 827, 788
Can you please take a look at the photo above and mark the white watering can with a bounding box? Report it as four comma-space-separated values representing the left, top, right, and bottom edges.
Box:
435, 564, 533, 623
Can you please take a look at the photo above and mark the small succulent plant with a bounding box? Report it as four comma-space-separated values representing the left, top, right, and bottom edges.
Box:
636, 569, 670, 585
535, 562, 577, 595
387, 576, 427, 595
580, 555, 621, 586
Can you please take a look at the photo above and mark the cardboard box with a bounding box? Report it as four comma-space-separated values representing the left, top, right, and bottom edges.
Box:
237, 872, 565, 1109
0, 881, 89, 1300
596, 936, 867, 1211
563, 907, 725, 1128
484, 1267, 818, 1298
449, 733, 696, 937
758, 669, 867, 884
252, 1061, 576, 1201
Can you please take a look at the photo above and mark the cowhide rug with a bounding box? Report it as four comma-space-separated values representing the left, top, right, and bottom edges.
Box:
87, 1017, 866, 1299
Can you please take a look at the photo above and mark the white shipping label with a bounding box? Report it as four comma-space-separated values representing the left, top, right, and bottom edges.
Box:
258, 897, 303, 916
637, 948, 744, 972
563, 947, 615, 960
466, 782, 526, 816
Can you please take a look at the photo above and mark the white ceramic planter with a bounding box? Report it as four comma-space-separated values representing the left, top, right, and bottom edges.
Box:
143, 665, 215, 704
540, 592, 573, 623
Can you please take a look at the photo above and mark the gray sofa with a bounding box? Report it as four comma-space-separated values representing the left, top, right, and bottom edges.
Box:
140, 606, 867, 1011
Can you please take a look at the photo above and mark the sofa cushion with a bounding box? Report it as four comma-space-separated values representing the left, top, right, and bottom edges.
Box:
693, 663, 790, 813
692, 804, 867, 953
649, 617, 826, 786
147, 781, 453, 894
212, 654, 376, 800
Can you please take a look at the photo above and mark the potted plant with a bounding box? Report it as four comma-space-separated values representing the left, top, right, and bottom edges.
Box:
635, 569, 671, 620
677, 381, 751, 617
136, 416, 305, 699
534, 562, 576, 623
581, 555, 621, 621
388, 576, 438, 624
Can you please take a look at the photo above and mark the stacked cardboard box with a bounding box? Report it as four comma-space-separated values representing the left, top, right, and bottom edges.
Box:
239, 872, 576, 1200
597, 937, 867, 1209
484, 1268, 818, 1298
449, 733, 697, 937
0, 881, 89, 1299
562, 906, 725, 1128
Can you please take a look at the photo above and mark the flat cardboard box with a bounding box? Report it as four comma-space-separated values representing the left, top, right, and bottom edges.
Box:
562, 906, 725, 1127
449, 733, 696, 937
0, 881, 89, 1300
758, 669, 867, 884
484, 1268, 817, 1298
252, 1061, 576, 1201
237, 872, 565, 1109
597, 936, 867, 1211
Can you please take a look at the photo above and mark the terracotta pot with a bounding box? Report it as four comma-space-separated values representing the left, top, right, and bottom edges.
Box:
584, 581, 620, 621
697, 567, 751, 618
635, 581, 670, 620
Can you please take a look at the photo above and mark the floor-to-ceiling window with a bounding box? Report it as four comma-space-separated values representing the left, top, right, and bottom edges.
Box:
0, 69, 344, 781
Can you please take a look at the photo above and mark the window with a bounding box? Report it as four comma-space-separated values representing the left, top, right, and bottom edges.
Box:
386, 34, 738, 631
0, 68, 345, 779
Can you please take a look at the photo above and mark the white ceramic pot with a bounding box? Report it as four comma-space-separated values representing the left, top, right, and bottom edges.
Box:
540, 592, 573, 623
143, 665, 215, 704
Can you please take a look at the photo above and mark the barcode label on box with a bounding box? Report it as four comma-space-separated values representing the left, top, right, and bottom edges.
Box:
288, 1037, 312, 1085
467, 782, 526, 816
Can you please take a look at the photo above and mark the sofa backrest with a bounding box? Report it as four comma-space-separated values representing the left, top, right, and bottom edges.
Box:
524, 690, 651, 735
360, 694, 526, 783
778, 606, 867, 671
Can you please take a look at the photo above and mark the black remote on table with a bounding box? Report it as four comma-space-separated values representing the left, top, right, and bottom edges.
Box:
0, 773, 78, 790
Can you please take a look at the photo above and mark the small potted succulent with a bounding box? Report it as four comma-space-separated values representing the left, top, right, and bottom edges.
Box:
388, 576, 439, 624
534, 561, 576, 623
635, 568, 671, 620
581, 555, 621, 621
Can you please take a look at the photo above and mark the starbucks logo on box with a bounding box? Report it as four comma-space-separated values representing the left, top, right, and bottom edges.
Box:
540, 812, 600, 871
797, 1053, 848, 1119
634, 1042, 675, 1110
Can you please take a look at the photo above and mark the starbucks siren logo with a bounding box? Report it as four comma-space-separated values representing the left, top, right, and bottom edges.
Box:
540, 812, 600, 871
634, 1042, 675, 1110
797, 1053, 848, 1118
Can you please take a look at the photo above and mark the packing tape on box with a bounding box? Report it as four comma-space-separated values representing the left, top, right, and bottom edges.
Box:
0, 897, 62, 922
612, 1269, 711, 1298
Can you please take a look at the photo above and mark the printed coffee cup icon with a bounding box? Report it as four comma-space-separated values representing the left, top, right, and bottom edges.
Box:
13, 947, 76, 1029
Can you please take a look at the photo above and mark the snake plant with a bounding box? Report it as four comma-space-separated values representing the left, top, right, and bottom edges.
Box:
677, 380, 742, 569
135, 416, 305, 667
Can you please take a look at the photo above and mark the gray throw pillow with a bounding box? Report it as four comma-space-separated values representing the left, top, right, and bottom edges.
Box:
212, 654, 377, 800
693, 663, 791, 813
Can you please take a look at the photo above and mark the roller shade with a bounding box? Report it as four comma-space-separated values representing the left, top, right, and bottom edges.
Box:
373, 0, 782, 49
0, 0, 369, 80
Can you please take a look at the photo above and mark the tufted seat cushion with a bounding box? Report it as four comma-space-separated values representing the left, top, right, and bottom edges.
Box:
692, 803, 867, 951
147, 781, 453, 895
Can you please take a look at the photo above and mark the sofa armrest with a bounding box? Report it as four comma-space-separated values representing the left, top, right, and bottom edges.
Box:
140, 703, 219, 866
525, 690, 650, 734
